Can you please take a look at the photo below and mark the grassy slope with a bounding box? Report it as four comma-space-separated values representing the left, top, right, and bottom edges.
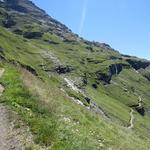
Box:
0, 26, 150, 149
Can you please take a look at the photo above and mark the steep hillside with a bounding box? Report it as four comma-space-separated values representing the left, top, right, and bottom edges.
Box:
0, 0, 150, 149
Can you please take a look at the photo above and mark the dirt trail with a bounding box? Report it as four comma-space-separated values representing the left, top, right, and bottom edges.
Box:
0, 105, 11, 150
0, 68, 34, 150
128, 108, 134, 129
0, 104, 34, 150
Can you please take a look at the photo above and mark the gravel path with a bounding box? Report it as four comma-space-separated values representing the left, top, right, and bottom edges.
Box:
0, 105, 12, 150
0, 68, 33, 150
0, 104, 34, 150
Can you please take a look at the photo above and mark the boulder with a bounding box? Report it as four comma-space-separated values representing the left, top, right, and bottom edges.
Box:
130, 104, 145, 116
92, 83, 98, 89
55, 65, 73, 74
85, 97, 91, 104
135, 107, 145, 116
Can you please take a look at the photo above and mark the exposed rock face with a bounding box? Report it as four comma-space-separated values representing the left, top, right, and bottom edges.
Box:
23, 31, 43, 39
85, 97, 91, 104
126, 59, 150, 70
85, 46, 94, 52
96, 72, 111, 84
55, 65, 74, 74
82, 73, 88, 85
130, 96, 145, 116
92, 83, 98, 89
135, 107, 145, 116
4, 0, 45, 14
99, 43, 115, 51
5, 0, 28, 13
83, 40, 118, 52
2, 17, 16, 28
130, 104, 145, 116
96, 63, 129, 84
0, 0, 72, 39
109, 64, 123, 75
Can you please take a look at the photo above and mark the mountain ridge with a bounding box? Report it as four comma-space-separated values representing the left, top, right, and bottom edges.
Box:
0, 0, 150, 149
1, 0, 149, 59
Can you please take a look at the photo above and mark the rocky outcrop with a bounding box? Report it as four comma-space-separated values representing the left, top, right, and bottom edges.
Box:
96, 63, 129, 84
126, 59, 150, 70
55, 65, 74, 74
2, 17, 16, 28
23, 31, 43, 39
4, 0, 43, 14
130, 104, 145, 116
92, 83, 98, 89
130, 96, 145, 116
96, 72, 111, 84
109, 63, 129, 75
109, 64, 123, 75
85, 46, 94, 52
82, 73, 88, 85
0, 0, 73, 40
5, 0, 28, 13
83, 40, 118, 52
64, 77, 109, 118
85, 97, 91, 104
135, 107, 145, 116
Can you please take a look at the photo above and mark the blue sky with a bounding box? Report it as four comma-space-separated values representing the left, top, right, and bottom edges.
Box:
32, 0, 150, 60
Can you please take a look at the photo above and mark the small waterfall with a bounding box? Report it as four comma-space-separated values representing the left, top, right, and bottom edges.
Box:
138, 96, 142, 107
115, 64, 118, 75
42, 50, 108, 118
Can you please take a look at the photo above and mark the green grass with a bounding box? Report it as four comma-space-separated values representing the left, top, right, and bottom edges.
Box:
0, 63, 58, 146
0, 23, 150, 149
0, 63, 150, 150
